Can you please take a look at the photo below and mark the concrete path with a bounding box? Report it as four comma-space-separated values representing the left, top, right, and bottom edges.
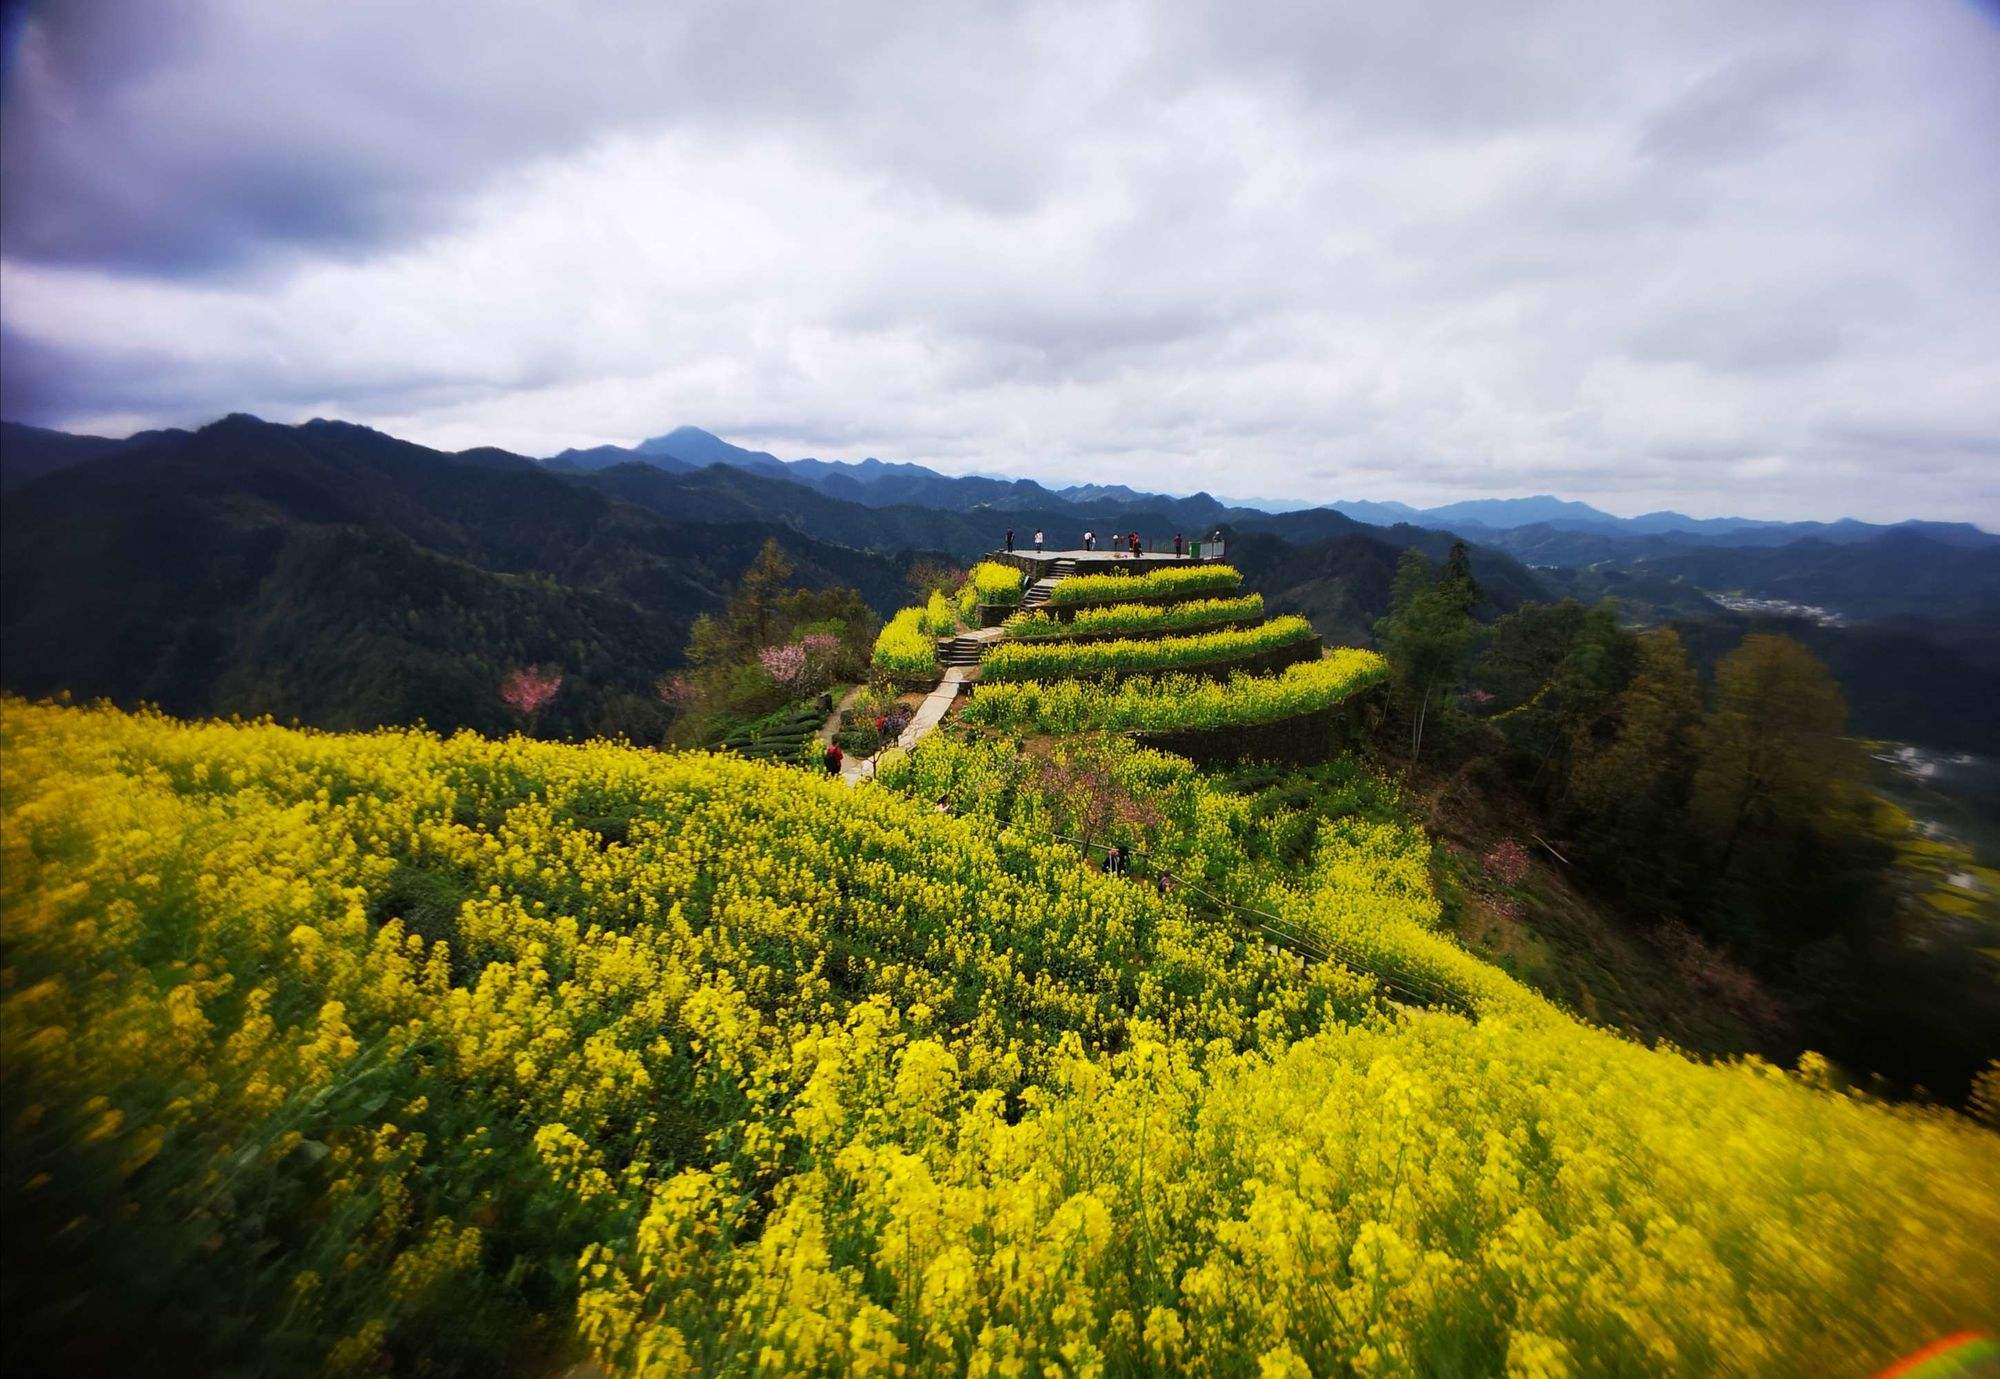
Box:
893, 671, 966, 753
838, 590, 1045, 786
815, 683, 867, 745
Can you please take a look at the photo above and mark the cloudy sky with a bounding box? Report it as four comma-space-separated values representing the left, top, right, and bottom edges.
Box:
3, 0, 1997, 523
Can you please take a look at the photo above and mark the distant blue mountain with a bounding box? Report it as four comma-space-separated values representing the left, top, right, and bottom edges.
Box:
1324, 499, 1427, 526
552, 430, 1994, 548
1324, 493, 1995, 549
1419, 495, 1616, 528
632, 427, 791, 477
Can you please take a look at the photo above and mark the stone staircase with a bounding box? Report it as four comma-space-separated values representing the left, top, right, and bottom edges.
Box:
1024, 567, 1072, 607
936, 634, 986, 669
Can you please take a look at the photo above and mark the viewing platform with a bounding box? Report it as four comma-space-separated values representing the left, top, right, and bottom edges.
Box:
987, 544, 1225, 581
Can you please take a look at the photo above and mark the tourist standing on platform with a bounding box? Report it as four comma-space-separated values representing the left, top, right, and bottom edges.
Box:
1174, 533, 1184, 558
1128, 531, 1141, 556
1084, 530, 1094, 551
1005, 528, 1014, 552
1034, 529, 1044, 552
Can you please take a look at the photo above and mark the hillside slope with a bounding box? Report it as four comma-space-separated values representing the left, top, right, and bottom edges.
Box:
0, 416, 913, 737
4, 700, 1995, 1376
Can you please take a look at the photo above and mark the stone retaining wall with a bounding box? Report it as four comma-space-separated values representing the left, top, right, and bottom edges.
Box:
996, 613, 1263, 643
1131, 683, 1383, 765
1042, 590, 1240, 622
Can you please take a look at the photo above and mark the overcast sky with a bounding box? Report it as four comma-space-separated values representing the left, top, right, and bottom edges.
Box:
3, 0, 1997, 523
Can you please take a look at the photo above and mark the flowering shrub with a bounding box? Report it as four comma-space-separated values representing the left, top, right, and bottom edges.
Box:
757, 640, 808, 687
871, 607, 936, 682
981, 616, 1317, 682
499, 664, 562, 718
758, 633, 844, 691
919, 589, 959, 637
969, 560, 1024, 606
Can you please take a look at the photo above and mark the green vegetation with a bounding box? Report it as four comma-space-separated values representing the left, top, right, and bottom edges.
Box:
980, 615, 1317, 682
1373, 541, 1478, 764
0, 414, 913, 744
715, 698, 829, 763
1045, 562, 1242, 607
961, 648, 1387, 733
1364, 565, 2000, 1101
1005, 593, 1264, 641
658, 540, 874, 747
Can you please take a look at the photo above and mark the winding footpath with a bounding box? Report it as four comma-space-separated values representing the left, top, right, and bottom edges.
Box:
827, 584, 1059, 785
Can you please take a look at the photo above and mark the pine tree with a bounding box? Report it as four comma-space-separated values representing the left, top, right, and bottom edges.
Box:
730, 538, 795, 652
1568, 627, 1704, 902
1374, 549, 1475, 766
1440, 539, 1480, 615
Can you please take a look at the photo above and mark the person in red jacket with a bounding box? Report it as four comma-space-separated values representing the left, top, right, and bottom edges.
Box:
823, 742, 843, 776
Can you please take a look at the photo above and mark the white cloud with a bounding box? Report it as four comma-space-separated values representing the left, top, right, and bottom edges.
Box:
2, 0, 1996, 523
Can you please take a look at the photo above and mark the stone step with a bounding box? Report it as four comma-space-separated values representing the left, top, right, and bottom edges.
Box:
936, 634, 988, 668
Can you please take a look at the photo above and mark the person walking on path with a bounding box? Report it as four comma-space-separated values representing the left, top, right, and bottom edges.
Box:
1104, 843, 1128, 878
1034, 529, 1044, 553
1005, 528, 1014, 552
823, 742, 843, 776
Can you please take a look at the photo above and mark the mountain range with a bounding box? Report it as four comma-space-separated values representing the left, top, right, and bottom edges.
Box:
546, 425, 1995, 549
4, 414, 1997, 749
0, 417, 922, 740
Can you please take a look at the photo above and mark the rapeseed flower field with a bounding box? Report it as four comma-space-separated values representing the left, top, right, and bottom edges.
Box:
4, 698, 1997, 1376
1004, 594, 1266, 641
980, 616, 1318, 682
961, 648, 1389, 734
1046, 563, 1243, 608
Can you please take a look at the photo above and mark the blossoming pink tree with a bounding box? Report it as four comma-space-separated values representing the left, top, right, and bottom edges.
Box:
797, 632, 841, 680
758, 633, 846, 693
500, 666, 563, 725
758, 642, 809, 689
